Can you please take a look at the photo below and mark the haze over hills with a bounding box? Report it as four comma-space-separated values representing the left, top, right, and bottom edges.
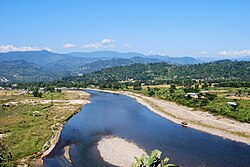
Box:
0, 50, 202, 66
0, 50, 69, 66
75, 57, 161, 74
68, 51, 202, 64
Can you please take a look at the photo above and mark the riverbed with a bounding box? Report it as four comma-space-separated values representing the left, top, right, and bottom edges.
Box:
43, 90, 250, 167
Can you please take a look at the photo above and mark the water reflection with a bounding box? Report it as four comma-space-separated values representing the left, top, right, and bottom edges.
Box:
44, 90, 250, 167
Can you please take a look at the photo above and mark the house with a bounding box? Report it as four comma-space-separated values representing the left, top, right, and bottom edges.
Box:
39, 87, 45, 94
12, 84, 17, 87
185, 93, 198, 98
227, 102, 237, 107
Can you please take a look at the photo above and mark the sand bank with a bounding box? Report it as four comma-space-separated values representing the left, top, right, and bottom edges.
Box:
97, 136, 146, 167
94, 89, 250, 145
64, 145, 71, 163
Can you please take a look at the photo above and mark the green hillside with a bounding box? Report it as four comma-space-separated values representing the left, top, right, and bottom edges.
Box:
65, 60, 250, 84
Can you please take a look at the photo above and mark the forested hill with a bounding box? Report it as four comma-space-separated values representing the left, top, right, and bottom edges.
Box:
0, 60, 63, 82
65, 60, 250, 83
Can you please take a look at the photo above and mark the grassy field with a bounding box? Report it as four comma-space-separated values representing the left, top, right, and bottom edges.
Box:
0, 90, 85, 166
132, 86, 250, 123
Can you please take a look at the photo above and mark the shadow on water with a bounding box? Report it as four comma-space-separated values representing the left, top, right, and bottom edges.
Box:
43, 90, 250, 167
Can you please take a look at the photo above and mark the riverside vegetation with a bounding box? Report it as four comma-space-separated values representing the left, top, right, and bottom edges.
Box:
1, 60, 249, 122
133, 149, 177, 167
0, 89, 86, 166
133, 85, 250, 123
0, 60, 249, 166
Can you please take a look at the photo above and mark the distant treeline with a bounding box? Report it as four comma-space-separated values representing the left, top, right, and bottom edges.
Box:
215, 82, 250, 88
1, 60, 250, 89
64, 60, 250, 83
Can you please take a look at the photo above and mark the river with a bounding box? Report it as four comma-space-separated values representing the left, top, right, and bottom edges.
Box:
43, 90, 250, 167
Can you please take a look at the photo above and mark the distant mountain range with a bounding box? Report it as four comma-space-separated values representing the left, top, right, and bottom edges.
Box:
0, 50, 249, 82
0, 51, 69, 66
68, 51, 202, 64
75, 57, 161, 74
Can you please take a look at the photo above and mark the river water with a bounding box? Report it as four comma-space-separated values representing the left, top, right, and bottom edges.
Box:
44, 90, 250, 167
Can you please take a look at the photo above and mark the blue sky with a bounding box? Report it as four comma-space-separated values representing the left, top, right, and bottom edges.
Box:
0, 0, 250, 57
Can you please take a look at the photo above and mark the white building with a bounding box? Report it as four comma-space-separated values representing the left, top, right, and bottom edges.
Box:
185, 93, 198, 98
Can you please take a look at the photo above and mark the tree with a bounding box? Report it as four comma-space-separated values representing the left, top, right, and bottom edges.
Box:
202, 83, 208, 89
111, 82, 121, 90
194, 84, 199, 90
204, 93, 217, 101
148, 90, 155, 97
170, 84, 176, 90
33, 89, 42, 98
133, 82, 142, 90
169, 84, 176, 95
99, 83, 107, 89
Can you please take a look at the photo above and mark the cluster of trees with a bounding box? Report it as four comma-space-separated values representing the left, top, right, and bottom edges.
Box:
143, 86, 217, 108
98, 81, 142, 91
32, 86, 62, 98
0, 60, 64, 82
139, 86, 250, 123
60, 60, 250, 88
32, 89, 42, 98
1, 60, 249, 90
215, 82, 250, 88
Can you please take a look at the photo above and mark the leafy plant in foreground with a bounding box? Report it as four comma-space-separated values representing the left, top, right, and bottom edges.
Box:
132, 149, 178, 167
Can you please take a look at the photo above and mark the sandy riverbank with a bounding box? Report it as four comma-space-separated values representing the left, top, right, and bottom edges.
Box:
94, 89, 250, 145
97, 136, 146, 167
64, 145, 71, 163
26, 90, 91, 166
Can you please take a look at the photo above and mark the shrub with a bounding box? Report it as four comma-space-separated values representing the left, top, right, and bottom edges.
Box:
132, 149, 178, 167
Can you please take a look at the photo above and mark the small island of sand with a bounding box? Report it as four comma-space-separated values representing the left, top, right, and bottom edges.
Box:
97, 136, 146, 167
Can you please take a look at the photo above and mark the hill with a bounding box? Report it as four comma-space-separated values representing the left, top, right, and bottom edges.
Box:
65, 60, 250, 84
75, 57, 161, 74
0, 60, 61, 82
2, 51, 249, 83
0, 50, 69, 66
68, 51, 145, 59
68, 51, 202, 65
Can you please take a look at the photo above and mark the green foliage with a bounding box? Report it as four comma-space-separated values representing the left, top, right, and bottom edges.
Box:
183, 87, 200, 93
135, 87, 250, 123
170, 85, 176, 90
132, 149, 178, 167
60, 60, 250, 87
133, 82, 142, 90
0, 140, 14, 167
169, 85, 176, 95
45, 86, 55, 92
204, 93, 217, 101
216, 82, 250, 88
32, 89, 42, 98
0, 91, 83, 164
0, 60, 62, 82
148, 90, 155, 97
